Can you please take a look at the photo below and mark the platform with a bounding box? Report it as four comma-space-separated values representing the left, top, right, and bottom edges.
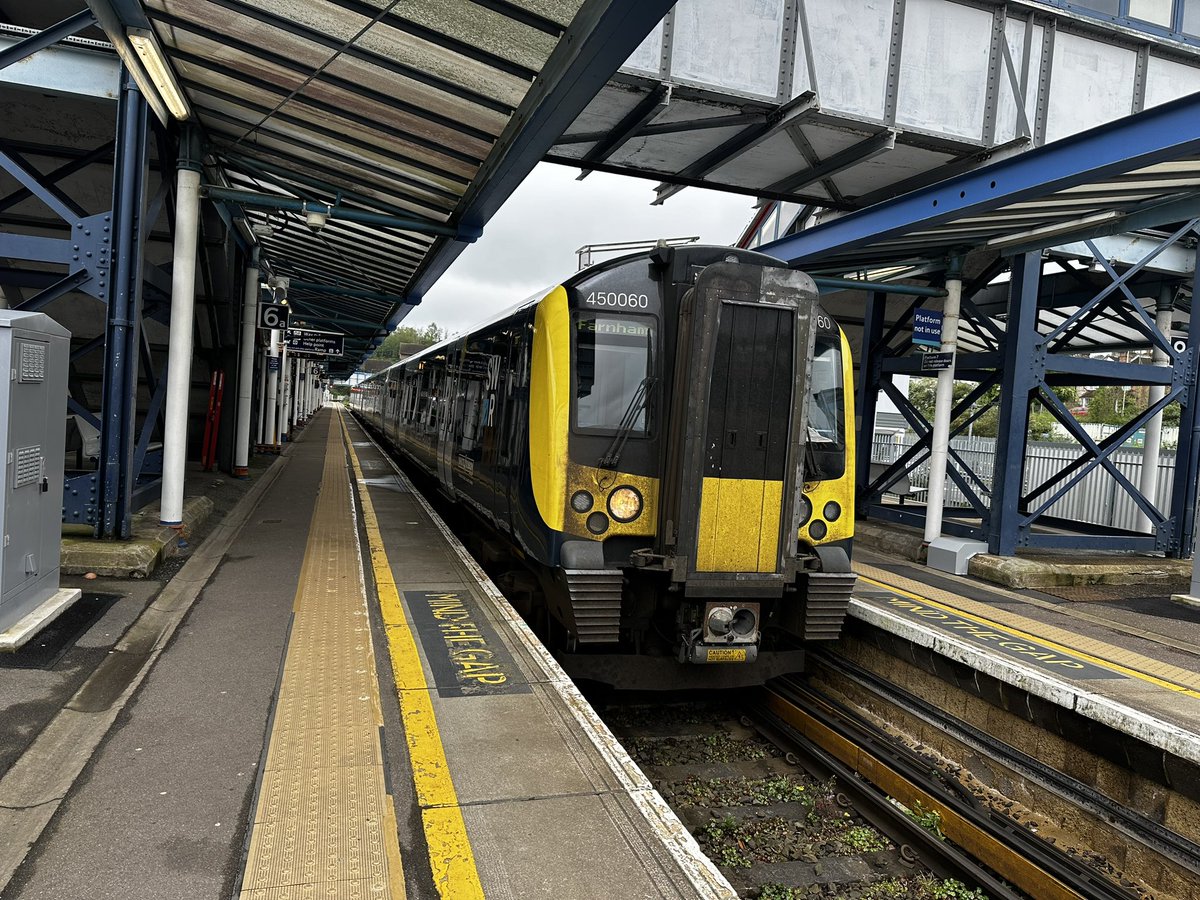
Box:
846, 547, 1200, 774
0, 406, 732, 900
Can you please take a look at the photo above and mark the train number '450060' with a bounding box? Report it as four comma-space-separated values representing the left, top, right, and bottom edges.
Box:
584, 291, 649, 309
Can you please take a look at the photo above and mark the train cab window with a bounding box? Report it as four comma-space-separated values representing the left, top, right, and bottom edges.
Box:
807, 336, 845, 480
573, 314, 656, 434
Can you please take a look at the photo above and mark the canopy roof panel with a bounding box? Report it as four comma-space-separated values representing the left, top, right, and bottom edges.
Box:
86, 0, 671, 373
757, 92, 1200, 275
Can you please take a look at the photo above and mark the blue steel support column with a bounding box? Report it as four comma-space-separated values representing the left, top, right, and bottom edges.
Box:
987, 252, 1042, 556
97, 69, 150, 539
1169, 267, 1200, 558
855, 291, 886, 514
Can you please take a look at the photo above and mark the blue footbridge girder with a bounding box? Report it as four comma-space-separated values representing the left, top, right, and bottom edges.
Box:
762, 93, 1200, 557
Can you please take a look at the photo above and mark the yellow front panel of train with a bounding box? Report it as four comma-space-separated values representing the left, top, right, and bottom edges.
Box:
695, 477, 782, 573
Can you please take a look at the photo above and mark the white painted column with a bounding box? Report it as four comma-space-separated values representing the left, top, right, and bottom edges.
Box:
303, 362, 312, 417
923, 267, 964, 543
276, 344, 290, 442
292, 358, 303, 426
264, 330, 280, 446
1137, 291, 1175, 533
159, 164, 202, 526
232, 250, 260, 477
256, 345, 266, 445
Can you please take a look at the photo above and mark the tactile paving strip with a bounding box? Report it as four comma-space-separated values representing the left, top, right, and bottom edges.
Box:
854, 560, 1200, 693
240, 419, 404, 899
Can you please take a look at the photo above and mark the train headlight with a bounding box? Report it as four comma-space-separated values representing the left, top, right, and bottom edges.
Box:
797, 494, 812, 526
608, 486, 642, 522
823, 501, 841, 522
809, 520, 828, 541
586, 512, 609, 534
571, 490, 594, 513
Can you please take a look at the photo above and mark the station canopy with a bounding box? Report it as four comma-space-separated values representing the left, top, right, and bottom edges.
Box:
86, 0, 673, 374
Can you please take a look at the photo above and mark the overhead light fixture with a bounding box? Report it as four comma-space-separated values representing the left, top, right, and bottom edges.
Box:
126, 28, 190, 121
986, 210, 1124, 251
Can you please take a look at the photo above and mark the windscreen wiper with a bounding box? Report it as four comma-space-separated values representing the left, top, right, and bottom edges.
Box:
599, 376, 656, 470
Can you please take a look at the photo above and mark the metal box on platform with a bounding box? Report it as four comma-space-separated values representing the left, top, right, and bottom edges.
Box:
0, 310, 79, 650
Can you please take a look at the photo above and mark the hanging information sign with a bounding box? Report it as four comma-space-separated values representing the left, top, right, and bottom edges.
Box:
912, 308, 943, 348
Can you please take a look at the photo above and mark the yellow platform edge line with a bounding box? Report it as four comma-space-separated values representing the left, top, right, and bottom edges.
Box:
339, 411, 486, 900
857, 572, 1200, 700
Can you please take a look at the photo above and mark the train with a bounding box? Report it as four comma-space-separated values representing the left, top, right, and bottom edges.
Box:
350, 244, 856, 688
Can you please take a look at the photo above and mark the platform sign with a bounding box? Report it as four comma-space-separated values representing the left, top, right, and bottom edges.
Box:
258, 302, 290, 331
286, 328, 344, 356
912, 308, 942, 348
267, 356, 280, 372
920, 351, 954, 372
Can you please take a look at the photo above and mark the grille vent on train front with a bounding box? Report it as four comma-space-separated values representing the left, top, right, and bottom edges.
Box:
563, 569, 624, 643
800, 572, 857, 641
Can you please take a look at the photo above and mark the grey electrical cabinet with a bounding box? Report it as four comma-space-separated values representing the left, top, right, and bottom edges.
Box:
0, 310, 79, 650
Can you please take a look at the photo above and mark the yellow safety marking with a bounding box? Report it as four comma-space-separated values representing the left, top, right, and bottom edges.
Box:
338, 411, 486, 899
855, 566, 1200, 699
240, 413, 405, 900
696, 477, 782, 572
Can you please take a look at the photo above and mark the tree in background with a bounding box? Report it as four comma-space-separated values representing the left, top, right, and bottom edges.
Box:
1081, 384, 1180, 427
907, 378, 1077, 440
372, 322, 447, 361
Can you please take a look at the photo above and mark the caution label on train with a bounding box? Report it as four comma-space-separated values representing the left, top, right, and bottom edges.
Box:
404, 590, 531, 697
859, 590, 1124, 679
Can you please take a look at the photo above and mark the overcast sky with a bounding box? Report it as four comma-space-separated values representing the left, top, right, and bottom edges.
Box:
409, 162, 756, 335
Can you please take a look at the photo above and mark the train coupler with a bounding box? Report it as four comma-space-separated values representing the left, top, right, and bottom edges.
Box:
680, 601, 761, 664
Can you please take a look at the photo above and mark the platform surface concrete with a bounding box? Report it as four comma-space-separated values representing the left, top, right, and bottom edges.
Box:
855, 518, 1192, 591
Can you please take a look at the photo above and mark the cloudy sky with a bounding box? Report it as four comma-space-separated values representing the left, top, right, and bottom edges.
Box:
409, 162, 756, 335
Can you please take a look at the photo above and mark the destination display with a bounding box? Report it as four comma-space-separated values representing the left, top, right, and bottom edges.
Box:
285, 328, 344, 356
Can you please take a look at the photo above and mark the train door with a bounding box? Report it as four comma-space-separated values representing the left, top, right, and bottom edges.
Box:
502, 318, 531, 534
436, 350, 459, 490
696, 303, 794, 572
655, 262, 817, 585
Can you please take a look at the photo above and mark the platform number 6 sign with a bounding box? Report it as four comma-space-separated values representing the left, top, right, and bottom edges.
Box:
258, 302, 290, 331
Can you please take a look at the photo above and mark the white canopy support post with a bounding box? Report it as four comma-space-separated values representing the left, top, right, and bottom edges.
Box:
265, 329, 280, 446
923, 255, 965, 544
1137, 286, 1175, 534
159, 131, 203, 526
276, 343, 290, 442
292, 358, 302, 427
255, 344, 266, 446
232, 248, 260, 477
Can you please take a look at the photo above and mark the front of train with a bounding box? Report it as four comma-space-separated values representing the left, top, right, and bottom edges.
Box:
529, 245, 856, 686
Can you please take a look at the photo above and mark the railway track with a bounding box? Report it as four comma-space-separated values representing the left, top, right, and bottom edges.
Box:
599, 677, 1152, 899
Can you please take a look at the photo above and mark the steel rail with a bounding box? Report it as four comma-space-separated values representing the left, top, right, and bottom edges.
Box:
812, 649, 1200, 878
758, 676, 1139, 900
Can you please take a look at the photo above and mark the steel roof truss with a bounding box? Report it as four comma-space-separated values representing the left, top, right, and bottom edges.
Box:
219, 151, 457, 218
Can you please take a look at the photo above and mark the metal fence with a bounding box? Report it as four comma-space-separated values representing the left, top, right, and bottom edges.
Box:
870, 434, 1175, 532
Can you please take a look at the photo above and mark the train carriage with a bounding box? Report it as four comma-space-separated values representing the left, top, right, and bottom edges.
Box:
351, 245, 856, 688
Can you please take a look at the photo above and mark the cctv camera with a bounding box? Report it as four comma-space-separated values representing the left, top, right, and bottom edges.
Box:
303, 202, 329, 232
